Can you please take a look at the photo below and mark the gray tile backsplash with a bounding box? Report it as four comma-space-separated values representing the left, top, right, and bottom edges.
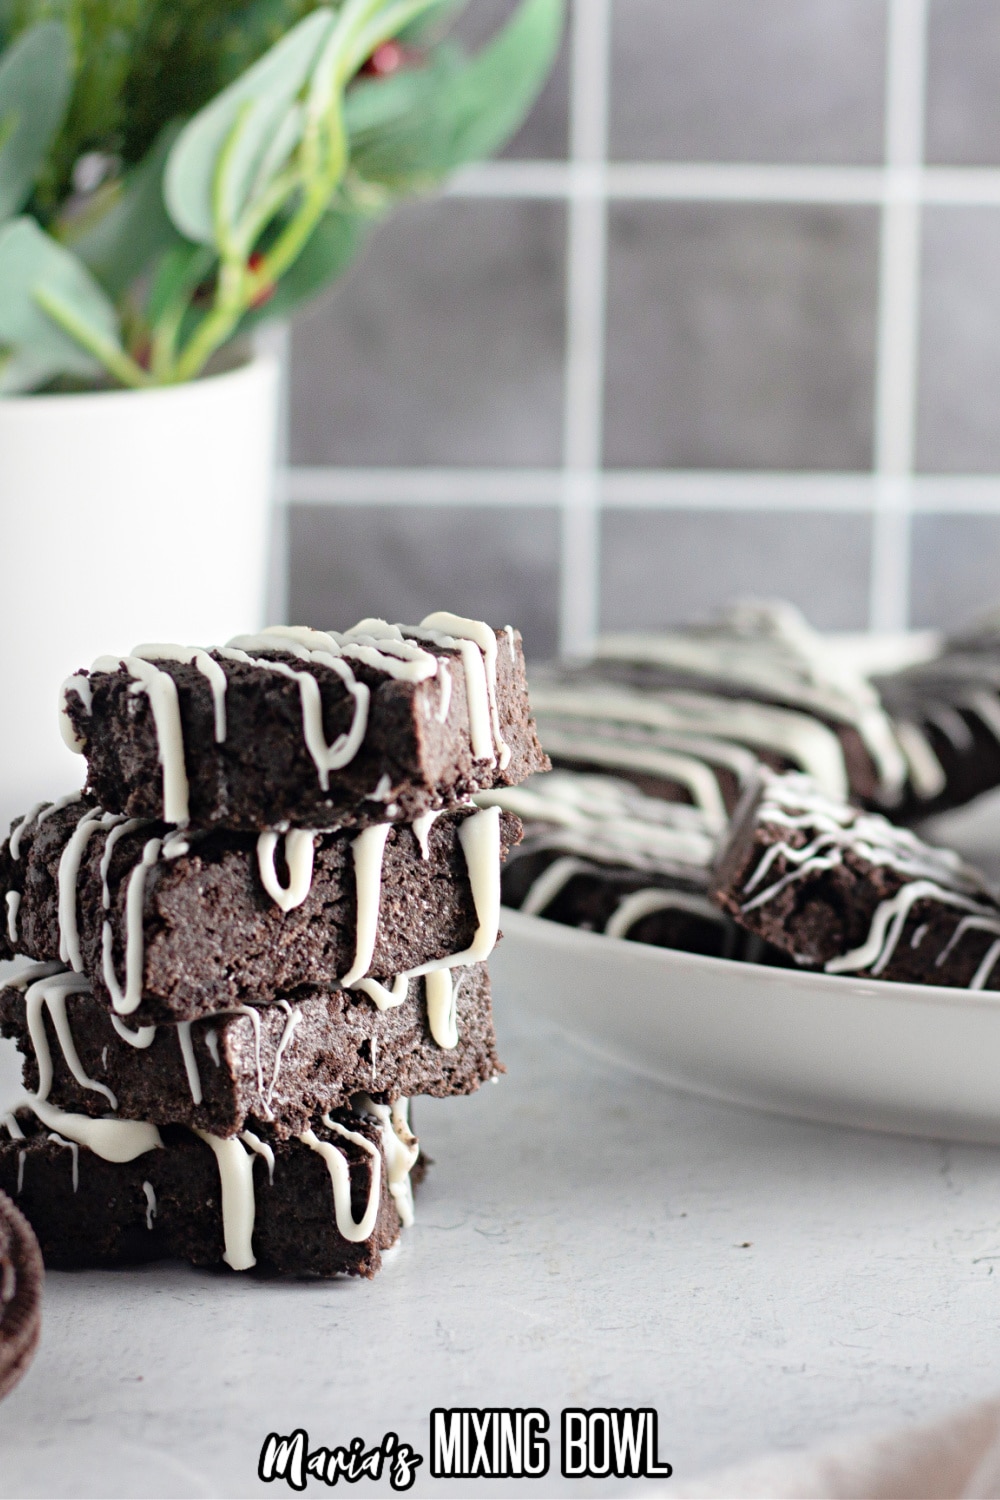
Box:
609, 0, 885, 164
283, 2, 1000, 643
289, 197, 566, 467
926, 0, 1000, 166
603, 203, 879, 470
917, 207, 1000, 474
288, 503, 562, 659
600, 509, 872, 631
910, 515, 1000, 630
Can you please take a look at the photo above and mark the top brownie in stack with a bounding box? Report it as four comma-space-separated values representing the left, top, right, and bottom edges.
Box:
59, 615, 548, 830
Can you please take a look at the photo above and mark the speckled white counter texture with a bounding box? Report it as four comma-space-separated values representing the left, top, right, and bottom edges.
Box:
1, 979, 1000, 1498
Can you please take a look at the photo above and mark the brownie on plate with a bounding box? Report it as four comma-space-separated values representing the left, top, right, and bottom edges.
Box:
0, 1100, 420, 1277
875, 617, 1000, 820
60, 618, 549, 831
584, 602, 910, 808
712, 769, 1000, 986
1, 796, 519, 1023
482, 768, 785, 961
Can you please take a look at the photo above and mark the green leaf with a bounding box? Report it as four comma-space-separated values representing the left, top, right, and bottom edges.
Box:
344, 44, 462, 137
350, 0, 564, 187
64, 121, 184, 298
0, 19, 72, 221
145, 238, 214, 326
0, 215, 124, 389
241, 201, 372, 328
164, 7, 336, 247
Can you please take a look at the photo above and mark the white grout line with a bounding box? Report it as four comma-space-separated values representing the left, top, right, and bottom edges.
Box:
287, 466, 564, 505
286, 465, 1000, 515
448, 158, 1000, 207
869, 0, 929, 631
558, 0, 612, 659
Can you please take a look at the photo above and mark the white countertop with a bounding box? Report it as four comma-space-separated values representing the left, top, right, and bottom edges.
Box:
1, 971, 1000, 1498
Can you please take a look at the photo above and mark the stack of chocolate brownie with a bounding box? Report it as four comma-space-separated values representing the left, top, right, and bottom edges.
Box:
0, 617, 547, 1276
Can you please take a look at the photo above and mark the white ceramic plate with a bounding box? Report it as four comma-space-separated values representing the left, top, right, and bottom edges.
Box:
491, 906, 1000, 1144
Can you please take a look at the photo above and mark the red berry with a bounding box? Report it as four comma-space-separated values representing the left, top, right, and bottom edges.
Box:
368, 40, 404, 75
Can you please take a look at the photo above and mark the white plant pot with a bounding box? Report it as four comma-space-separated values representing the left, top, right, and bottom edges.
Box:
0, 349, 281, 829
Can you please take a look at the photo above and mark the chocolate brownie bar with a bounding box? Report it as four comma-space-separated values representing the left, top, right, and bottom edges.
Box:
587, 602, 909, 807
874, 619, 1000, 819
60, 617, 549, 831
532, 710, 760, 827
0, 963, 499, 1138
2, 796, 518, 1023
0, 1098, 420, 1277
529, 674, 861, 805
0, 1189, 42, 1400
713, 770, 1000, 986
481, 769, 778, 960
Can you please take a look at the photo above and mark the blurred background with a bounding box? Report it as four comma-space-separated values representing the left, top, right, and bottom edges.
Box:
280, 0, 1000, 662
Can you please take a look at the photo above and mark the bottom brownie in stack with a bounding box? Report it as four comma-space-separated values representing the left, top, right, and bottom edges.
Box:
0, 1099, 418, 1277
0, 961, 500, 1276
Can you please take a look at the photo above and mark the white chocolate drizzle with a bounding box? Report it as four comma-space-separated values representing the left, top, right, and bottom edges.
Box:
5, 891, 19, 944
354, 807, 503, 1022
356, 1096, 418, 1227
99, 818, 150, 907
435, 660, 452, 723
24, 968, 117, 1109
205, 1029, 221, 1068
24, 1095, 162, 1162
340, 824, 393, 986
110, 1013, 156, 1048
176, 1022, 202, 1105
605, 887, 720, 939
8, 802, 46, 861
48, 1131, 80, 1191
479, 771, 717, 879
132, 644, 228, 742
265, 1001, 301, 1108
240, 1129, 275, 1183
300, 1118, 381, 1243
256, 829, 317, 912
233, 1005, 265, 1101
412, 809, 440, 860
102, 836, 162, 1015
193, 1129, 256, 1270
424, 969, 458, 1049
142, 1179, 157, 1229
351, 975, 409, 1011
535, 722, 732, 832
92, 656, 189, 823
57, 807, 119, 971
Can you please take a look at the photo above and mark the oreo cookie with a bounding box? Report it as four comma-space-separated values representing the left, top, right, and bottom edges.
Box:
0, 1188, 42, 1400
